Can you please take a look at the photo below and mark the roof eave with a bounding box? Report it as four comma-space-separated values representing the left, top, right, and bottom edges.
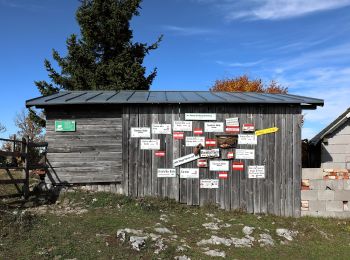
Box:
310, 107, 350, 144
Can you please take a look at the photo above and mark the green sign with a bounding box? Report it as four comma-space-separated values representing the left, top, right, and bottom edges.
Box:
55, 120, 76, 132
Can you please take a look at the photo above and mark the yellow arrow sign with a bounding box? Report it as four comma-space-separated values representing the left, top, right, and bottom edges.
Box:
255, 127, 279, 136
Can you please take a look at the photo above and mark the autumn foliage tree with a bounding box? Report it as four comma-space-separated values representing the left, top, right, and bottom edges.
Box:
210, 75, 288, 93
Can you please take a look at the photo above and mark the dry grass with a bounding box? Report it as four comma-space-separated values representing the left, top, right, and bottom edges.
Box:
1, 190, 350, 259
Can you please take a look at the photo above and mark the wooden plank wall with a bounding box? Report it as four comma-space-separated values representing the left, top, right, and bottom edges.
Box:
123, 104, 302, 217
45, 106, 122, 184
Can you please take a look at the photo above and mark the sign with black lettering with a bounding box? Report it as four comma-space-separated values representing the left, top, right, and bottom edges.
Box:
225, 117, 239, 126
200, 179, 219, 189
209, 160, 229, 171
157, 169, 176, 178
186, 136, 205, 147
238, 134, 257, 145
235, 149, 255, 159
140, 139, 160, 150
173, 153, 199, 167
173, 121, 192, 131
204, 122, 224, 132
200, 149, 220, 158
248, 165, 265, 178
185, 113, 216, 121
152, 124, 172, 134
180, 168, 199, 179
131, 127, 151, 138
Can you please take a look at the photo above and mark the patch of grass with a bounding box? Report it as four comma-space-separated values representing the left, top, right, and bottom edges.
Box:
0, 190, 350, 259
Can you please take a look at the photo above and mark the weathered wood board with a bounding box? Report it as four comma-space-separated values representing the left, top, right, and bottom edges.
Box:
45, 103, 302, 217
45, 106, 122, 184
121, 104, 302, 217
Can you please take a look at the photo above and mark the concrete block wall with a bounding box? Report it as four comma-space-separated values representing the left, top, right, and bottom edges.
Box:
301, 168, 350, 218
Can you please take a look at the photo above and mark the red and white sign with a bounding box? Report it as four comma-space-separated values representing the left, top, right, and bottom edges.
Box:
205, 138, 216, 147
227, 152, 234, 159
218, 172, 228, 179
193, 128, 203, 135
232, 162, 244, 171
197, 159, 208, 168
155, 151, 165, 157
225, 126, 240, 133
173, 132, 184, 140
242, 124, 255, 132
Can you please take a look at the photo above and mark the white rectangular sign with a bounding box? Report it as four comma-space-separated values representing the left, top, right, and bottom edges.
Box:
209, 160, 229, 171
200, 179, 219, 189
173, 121, 192, 131
152, 124, 172, 134
140, 139, 160, 150
236, 149, 255, 159
185, 136, 205, 147
248, 166, 265, 178
185, 113, 216, 121
200, 149, 220, 158
173, 153, 199, 167
238, 134, 257, 145
131, 127, 151, 138
180, 168, 199, 179
204, 122, 224, 133
226, 117, 239, 126
157, 169, 176, 178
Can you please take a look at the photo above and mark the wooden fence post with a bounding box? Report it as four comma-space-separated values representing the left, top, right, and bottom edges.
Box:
22, 136, 30, 199
11, 134, 16, 166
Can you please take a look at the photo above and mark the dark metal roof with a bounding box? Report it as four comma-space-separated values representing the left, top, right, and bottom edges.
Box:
310, 107, 350, 144
26, 91, 324, 109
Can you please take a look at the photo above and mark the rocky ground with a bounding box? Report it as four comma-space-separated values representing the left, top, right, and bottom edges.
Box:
1, 189, 350, 259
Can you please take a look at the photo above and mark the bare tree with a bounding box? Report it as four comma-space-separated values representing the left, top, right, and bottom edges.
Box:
15, 109, 44, 142
0, 123, 6, 133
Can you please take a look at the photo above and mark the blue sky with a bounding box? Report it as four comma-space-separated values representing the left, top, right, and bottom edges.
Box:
0, 0, 350, 139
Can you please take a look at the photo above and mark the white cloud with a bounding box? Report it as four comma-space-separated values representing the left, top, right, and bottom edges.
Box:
273, 64, 350, 137
0, 0, 43, 10
214, 42, 350, 137
216, 60, 263, 67
161, 25, 215, 36
194, 0, 350, 21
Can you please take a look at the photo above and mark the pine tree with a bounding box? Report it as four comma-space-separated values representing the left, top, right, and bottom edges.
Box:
35, 0, 161, 96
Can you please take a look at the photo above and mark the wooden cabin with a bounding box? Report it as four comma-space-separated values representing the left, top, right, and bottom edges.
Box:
26, 91, 323, 217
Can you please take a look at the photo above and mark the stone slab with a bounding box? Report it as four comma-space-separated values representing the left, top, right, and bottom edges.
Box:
309, 200, 326, 212
301, 190, 318, 201
326, 201, 344, 212
317, 190, 334, 201
344, 180, 350, 190
309, 180, 326, 190
302, 168, 325, 180
334, 190, 350, 201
